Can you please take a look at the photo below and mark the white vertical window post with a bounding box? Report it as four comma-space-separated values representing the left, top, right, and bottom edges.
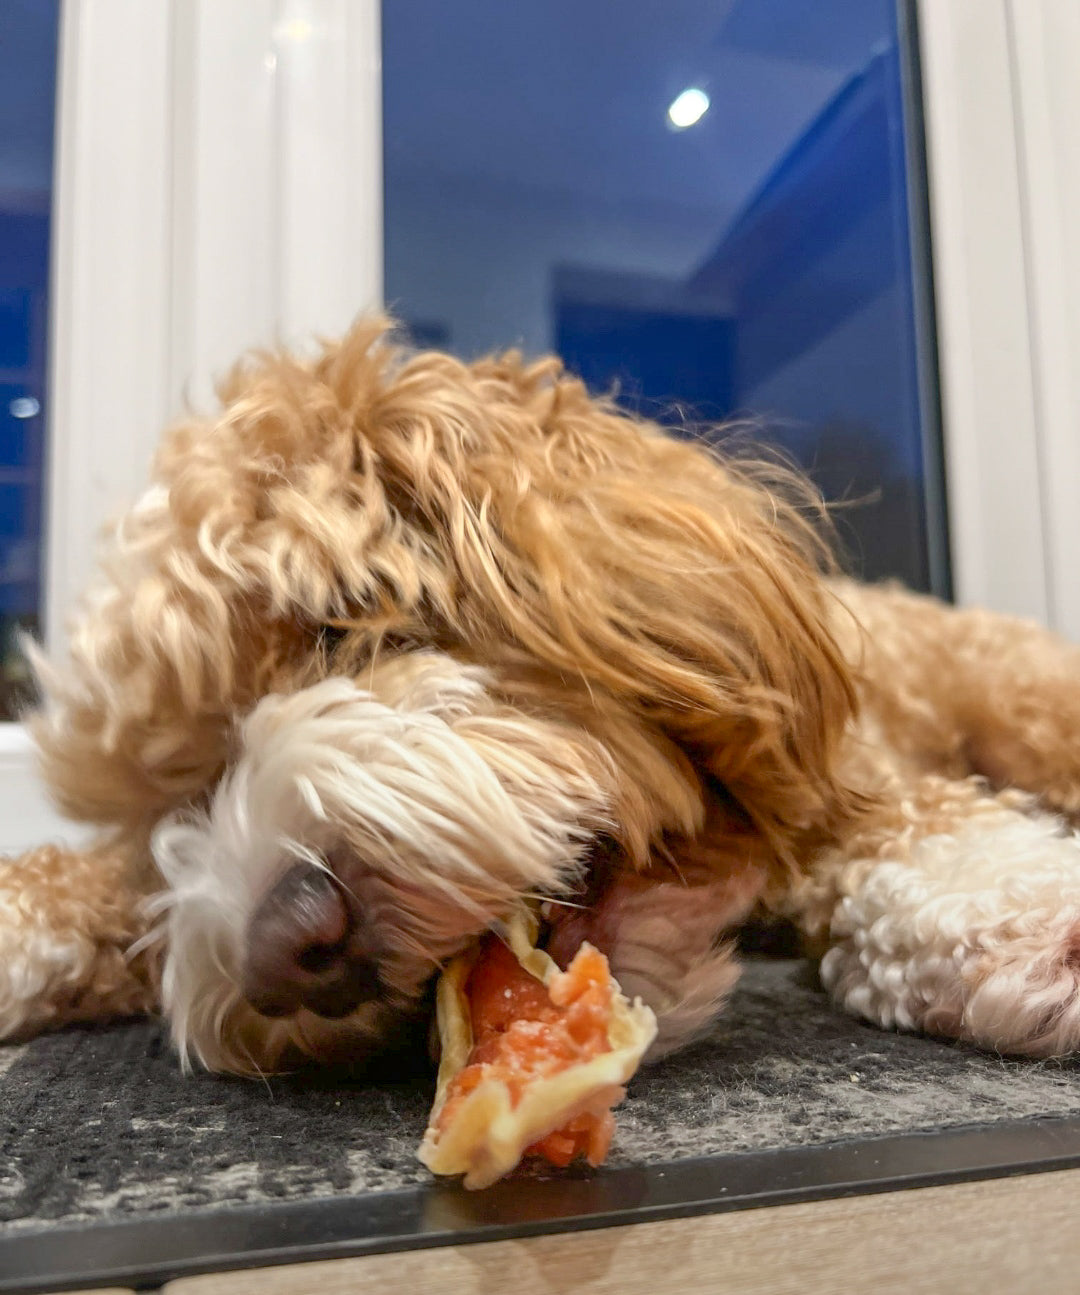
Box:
916, 0, 1049, 626
1003, 0, 1080, 643
918, 0, 1080, 637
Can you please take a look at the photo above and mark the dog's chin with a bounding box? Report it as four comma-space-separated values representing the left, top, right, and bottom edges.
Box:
186, 992, 428, 1077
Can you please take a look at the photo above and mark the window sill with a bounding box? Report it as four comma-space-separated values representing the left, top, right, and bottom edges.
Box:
0, 721, 89, 854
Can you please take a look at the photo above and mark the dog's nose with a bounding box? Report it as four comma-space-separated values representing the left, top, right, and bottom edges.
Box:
241, 862, 380, 1018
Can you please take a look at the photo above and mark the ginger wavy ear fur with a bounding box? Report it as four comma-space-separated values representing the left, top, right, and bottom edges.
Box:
31, 316, 860, 867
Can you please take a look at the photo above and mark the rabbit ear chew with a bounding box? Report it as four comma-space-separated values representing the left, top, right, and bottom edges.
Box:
418, 911, 657, 1190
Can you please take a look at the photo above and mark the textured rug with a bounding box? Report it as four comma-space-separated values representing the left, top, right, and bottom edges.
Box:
3, 958, 1080, 1236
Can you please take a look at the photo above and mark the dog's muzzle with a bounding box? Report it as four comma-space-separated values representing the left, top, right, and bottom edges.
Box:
241, 862, 381, 1019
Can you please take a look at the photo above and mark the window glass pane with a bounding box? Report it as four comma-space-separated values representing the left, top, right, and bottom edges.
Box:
0, 0, 58, 718
383, 0, 945, 594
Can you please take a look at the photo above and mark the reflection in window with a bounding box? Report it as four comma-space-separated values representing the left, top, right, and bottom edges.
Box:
384, 0, 945, 593
0, 0, 59, 718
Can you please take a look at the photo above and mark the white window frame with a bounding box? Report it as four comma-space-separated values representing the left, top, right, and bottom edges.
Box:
917, 0, 1080, 632
2, 0, 1077, 851
1001, 0, 1080, 642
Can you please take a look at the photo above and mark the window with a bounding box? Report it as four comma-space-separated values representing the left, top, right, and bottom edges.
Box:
1, 0, 1074, 850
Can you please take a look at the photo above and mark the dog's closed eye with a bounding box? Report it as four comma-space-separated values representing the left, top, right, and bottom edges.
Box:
317, 624, 351, 656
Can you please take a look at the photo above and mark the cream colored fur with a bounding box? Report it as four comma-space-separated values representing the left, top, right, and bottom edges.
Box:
153, 654, 614, 1072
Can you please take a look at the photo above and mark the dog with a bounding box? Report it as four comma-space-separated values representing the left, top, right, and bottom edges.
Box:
3, 316, 1080, 1079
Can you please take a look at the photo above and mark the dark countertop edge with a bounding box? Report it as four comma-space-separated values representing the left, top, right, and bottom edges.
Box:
4, 1115, 1080, 1292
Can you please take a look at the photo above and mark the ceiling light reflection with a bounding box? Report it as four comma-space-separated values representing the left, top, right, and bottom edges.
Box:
667, 87, 710, 129
9, 397, 39, 419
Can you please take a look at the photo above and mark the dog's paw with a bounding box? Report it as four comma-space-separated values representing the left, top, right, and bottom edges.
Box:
821, 811, 1080, 1057
0, 848, 156, 1041
0, 894, 96, 1039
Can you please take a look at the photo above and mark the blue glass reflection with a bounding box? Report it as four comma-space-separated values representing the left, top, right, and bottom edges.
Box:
0, 0, 58, 713
384, 0, 942, 591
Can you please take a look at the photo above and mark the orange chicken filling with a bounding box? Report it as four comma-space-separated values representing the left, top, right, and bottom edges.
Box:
436, 935, 618, 1168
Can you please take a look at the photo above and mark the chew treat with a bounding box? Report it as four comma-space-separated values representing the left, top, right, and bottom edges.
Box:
419, 911, 657, 1189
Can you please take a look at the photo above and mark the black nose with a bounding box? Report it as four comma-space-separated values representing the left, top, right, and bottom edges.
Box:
241, 862, 380, 1019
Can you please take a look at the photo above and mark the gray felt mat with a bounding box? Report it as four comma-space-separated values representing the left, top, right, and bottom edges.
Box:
3, 958, 1079, 1235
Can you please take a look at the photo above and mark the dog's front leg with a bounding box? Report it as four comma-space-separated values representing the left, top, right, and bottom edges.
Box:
0, 841, 158, 1041
799, 773, 1080, 1057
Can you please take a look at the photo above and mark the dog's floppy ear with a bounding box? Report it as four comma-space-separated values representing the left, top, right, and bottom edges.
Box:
29, 317, 441, 831
27, 469, 304, 832
373, 347, 860, 859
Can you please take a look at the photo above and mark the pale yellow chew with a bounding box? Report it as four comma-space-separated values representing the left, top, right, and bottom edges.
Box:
418, 911, 657, 1190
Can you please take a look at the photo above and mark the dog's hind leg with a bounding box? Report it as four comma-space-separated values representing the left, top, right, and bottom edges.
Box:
0, 841, 158, 1041
838, 580, 1080, 820
951, 611, 1080, 822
